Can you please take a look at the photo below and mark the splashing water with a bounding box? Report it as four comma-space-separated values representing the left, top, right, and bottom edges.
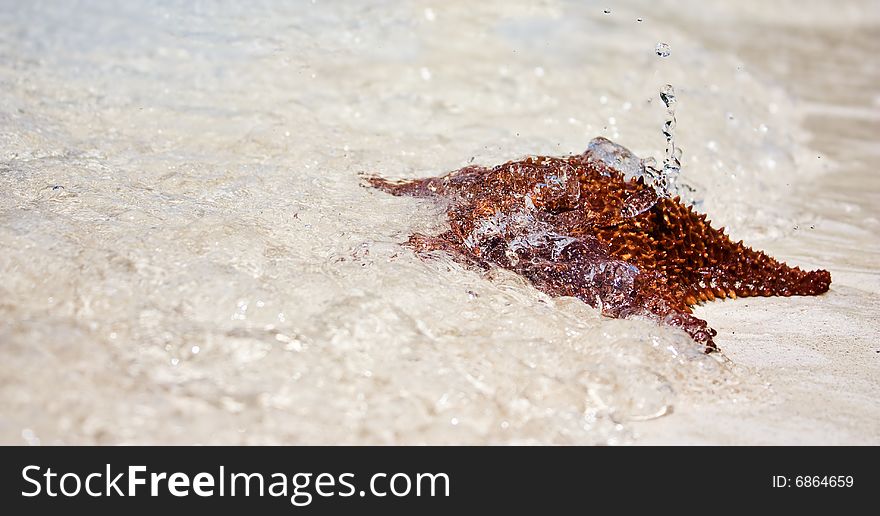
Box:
659, 84, 682, 194
638, 84, 684, 199
655, 42, 671, 57
638, 42, 687, 200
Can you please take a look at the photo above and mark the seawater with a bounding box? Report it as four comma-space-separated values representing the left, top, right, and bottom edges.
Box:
1, 0, 877, 444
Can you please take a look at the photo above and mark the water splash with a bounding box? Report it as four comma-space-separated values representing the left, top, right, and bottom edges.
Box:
640, 43, 684, 199
659, 84, 681, 194
639, 84, 685, 199
655, 42, 671, 57
587, 136, 644, 181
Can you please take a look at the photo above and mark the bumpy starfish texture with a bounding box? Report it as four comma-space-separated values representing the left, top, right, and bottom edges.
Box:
369, 138, 831, 351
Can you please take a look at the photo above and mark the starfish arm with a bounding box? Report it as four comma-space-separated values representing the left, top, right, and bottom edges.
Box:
502, 236, 718, 350
366, 175, 447, 198
626, 273, 717, 349
633, 198, 831, 305
693, 237, 831, 300
366, 165, 493, 199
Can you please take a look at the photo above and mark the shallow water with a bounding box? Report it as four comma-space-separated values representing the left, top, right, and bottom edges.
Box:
1, 0, 877, 444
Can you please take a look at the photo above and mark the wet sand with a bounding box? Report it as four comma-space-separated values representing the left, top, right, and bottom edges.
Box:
1, 1, 877, 444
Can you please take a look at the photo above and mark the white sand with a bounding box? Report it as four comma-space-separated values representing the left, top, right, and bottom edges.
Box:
1, 1, 877, 444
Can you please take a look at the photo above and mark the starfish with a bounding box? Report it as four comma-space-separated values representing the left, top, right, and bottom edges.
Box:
368, 138, 831, 351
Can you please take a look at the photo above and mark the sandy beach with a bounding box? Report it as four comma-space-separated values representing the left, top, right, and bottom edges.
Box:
1, 0, 878, 445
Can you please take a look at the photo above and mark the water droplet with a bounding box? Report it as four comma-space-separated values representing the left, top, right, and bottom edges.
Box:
191, 345, 200, 354
420, 67, 432, 81
533, 66, 545, 77
424, 8, 435, 21
659, 84, 676, 107
637, 17, 644, 22
655, 42, 671, 58
603, 9, 611, 15
653, 84, 682, 197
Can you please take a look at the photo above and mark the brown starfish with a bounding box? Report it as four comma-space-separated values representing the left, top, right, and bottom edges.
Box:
368, 138, 831, 351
